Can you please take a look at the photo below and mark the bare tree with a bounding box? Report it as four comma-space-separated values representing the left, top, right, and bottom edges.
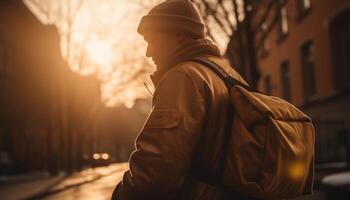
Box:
25, 0, 52, 22
192, 0, 281, 89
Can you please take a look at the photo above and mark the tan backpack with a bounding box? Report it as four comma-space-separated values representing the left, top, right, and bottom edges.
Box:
192, 58, 315, 199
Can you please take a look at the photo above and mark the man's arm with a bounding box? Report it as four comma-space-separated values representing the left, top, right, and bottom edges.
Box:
112, 69, 206, 199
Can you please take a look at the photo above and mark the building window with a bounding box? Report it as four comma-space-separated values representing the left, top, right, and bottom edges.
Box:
300, 41, 317, 101
297, 0, 311, 20
298, 0, 311, 12
259, 38, 269, 58
330, 9, 350, 91
280, 60, 291, 101
277, 5, 288, 41
259, 23, 269, 58
264, 75, 272, 95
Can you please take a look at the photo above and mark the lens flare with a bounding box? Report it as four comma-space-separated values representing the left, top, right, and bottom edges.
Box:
288, 161, 305, 180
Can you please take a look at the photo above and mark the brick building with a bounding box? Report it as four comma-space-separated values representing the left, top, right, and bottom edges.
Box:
227, 0, 350, 164
0, 0, 101, 175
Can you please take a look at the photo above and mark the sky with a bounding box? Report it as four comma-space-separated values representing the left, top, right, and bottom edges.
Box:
24, 0, 229, 108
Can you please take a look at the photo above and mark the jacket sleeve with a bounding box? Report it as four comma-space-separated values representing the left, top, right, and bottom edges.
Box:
112, 70, 207, 200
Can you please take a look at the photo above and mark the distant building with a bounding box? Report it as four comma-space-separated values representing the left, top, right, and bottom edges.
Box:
227, 0, 350, 164
95, 98, 151, 163
0, 0, 101, 175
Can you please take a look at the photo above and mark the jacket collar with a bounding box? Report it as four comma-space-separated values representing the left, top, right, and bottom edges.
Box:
150, 38, 220, 87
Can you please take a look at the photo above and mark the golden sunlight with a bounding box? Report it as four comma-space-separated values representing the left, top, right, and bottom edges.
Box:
23, 0, 222, 107
24, 0, 159, 107
86, 39, 112, 68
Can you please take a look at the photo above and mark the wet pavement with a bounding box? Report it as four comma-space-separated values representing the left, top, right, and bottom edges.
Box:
42, 170, 326, 200
0, 163, 128, 200
1, 162, 333, 199
43, 168, 124, 200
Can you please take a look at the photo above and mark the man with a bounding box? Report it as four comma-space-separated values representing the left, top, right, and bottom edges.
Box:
112, 0, 247, 199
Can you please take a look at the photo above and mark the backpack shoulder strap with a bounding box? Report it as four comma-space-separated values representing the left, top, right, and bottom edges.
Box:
189, 57, 236, 187
189, 58, 262, 199
190, 57, 254, 92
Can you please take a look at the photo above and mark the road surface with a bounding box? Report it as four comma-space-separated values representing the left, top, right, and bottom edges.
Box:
43, 167, 125, 200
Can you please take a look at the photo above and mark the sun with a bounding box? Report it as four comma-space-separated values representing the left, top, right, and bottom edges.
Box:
86, 39, 112, 69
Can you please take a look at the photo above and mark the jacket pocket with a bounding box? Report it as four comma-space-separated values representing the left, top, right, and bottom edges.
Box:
144, 108, 182, 129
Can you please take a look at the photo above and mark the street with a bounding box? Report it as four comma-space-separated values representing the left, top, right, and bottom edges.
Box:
0, 160, 327, 200
41, 167, 326, 200
43, 167, 125, 200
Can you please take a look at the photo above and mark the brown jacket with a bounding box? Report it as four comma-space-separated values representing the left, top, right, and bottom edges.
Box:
112, 40, 247, 200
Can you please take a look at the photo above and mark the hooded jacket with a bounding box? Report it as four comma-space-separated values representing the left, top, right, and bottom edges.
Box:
112, 39, 248, 200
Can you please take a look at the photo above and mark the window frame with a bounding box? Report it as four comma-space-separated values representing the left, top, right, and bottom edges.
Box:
329, 8, 350, 91
264, 75, 272, 95
280, 60, 292, 102
300, 40, 317, 102
276, 4, 289, 43
297, 0, 311, 21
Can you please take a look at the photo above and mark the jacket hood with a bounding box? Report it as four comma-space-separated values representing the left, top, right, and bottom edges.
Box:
150, 38, 220, 87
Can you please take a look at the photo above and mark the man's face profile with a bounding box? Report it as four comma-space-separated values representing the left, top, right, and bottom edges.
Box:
143, 31, 180, 67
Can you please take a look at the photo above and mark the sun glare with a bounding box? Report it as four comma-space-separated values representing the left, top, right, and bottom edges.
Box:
86, 39, 112, 69
25, 0, 159, 107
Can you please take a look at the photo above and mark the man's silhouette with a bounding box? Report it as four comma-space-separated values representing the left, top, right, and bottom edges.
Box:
112, 0, 247, 199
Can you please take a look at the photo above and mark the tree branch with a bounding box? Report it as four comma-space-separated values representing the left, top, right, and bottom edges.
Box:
255, 3, 281, 51
193, 1, 220, 43
218, 0, 236, 31
201, 0, 231, 37
26, 0, 50, 21
252, 0, 277, 34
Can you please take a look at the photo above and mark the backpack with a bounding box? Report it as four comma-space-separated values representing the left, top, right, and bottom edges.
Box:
191, 58, 315, 199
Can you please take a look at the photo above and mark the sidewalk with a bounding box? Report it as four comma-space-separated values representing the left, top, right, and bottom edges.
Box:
1, 162, 345, 200
0, 163, 128, 200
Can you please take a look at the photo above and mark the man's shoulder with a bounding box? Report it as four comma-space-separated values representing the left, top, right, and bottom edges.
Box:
172, 56, 247, 85
156, 55, 246, 94
167, 55, 224, 81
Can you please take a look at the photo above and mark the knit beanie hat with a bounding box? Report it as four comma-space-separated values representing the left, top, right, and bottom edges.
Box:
137, 0, 205, 39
